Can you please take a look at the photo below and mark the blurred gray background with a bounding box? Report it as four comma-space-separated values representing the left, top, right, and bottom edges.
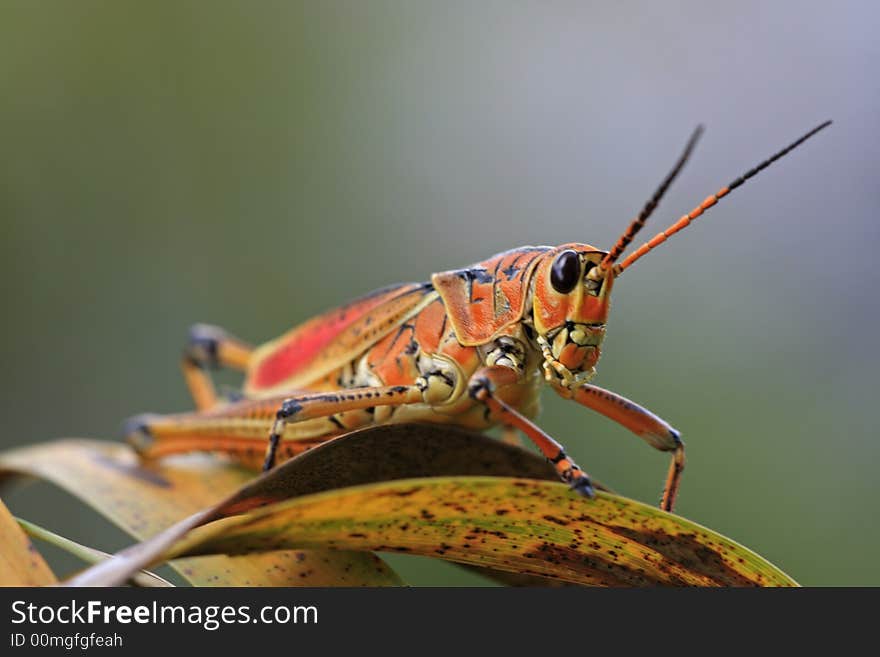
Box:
1, 1, 877, 586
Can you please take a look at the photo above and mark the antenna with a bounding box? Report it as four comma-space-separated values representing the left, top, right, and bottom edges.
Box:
601, 125, 704, 269
614, 120, 832, 274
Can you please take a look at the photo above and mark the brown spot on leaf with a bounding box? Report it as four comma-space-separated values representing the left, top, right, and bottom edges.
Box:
522, 542, 672, 586
608, 526, 759, 586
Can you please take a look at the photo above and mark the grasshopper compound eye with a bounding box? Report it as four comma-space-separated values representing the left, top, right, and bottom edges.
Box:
550, 249, 580, 294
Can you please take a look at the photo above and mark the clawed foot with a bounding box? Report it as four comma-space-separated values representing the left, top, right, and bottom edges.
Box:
569, 473, 595, 498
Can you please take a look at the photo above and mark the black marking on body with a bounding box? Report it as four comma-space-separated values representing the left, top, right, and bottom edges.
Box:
491, 256, 505, 315
381, 322, 416, 362
496, 342, 518, 355
501, 263, 520, 280
457, 267, 494, 303
425, 369, 455, 389
501, 247, 548, 281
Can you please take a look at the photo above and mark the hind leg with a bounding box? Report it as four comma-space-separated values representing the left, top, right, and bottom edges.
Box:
180, 323, 253, 410
124, 324, 253, 451
127, 383, 435, 470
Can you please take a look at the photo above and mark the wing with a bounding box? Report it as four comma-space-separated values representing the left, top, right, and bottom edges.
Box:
431, 246, 551, 345
245, 282, 437, 395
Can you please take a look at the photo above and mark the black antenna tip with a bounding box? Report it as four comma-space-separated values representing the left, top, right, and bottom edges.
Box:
641, 123, 705, 215
728, 120, 832, 191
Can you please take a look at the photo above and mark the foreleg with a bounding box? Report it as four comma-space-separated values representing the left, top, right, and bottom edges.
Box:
554, 383, 684, 512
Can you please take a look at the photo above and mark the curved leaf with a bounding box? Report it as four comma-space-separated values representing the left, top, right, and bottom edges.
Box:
6, 426, 797, 588
0, 440, 401, 586
72, 476, 797, 587
42, 424, 569, 586
164, 477, 797, 587
0, 497, 57, 586
0, 424, 575, 586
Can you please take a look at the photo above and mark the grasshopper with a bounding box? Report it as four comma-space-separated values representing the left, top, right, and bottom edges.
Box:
126, 121, 830, 512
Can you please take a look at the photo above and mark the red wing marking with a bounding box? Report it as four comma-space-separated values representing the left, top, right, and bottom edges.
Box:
246, 282, 434, 393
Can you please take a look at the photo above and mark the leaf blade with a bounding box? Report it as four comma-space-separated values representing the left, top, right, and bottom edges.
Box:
0, 497, 57, 586
38, 424, 567, 586
0, 439, 402, 586
162, 477, 798, 587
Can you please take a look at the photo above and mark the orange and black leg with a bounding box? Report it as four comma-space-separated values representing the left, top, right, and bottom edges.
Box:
554, 383, 684, 512
467, 366, 595, 497
181, 323, 254, 410
261, 384, 426, 470
124, 324, 253, 448
126, 383, 429, 469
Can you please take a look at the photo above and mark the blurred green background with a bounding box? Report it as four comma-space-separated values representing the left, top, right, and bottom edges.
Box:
1, 1, 877, 586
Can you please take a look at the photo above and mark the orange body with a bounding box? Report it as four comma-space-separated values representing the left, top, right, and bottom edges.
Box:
145, 245, 612, 466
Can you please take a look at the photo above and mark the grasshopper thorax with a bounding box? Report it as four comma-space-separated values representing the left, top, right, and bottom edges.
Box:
529, 243, 615, 386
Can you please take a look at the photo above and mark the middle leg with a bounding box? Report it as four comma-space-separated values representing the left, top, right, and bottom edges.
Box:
261, 384, 426, 470
467, 366, 596, 497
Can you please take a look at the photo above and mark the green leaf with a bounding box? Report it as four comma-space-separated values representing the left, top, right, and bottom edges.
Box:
16, 517, 173, 587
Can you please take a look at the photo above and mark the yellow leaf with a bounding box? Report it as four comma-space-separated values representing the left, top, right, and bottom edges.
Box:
6, 425, 797, 587
4, 423, 571, 586
0, 440, 401, 586
159, 477, 797, 587
0, 497, 57, 586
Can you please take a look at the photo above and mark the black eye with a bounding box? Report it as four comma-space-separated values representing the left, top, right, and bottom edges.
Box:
550, 250, 580, 294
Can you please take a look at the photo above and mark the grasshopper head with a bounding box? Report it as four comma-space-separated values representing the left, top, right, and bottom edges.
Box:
529, 121, 831, 387
530, 243, 615, 384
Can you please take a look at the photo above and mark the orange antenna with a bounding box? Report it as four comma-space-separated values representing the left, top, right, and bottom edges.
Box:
600, 125, 704, 269
614, 120, 832, 275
